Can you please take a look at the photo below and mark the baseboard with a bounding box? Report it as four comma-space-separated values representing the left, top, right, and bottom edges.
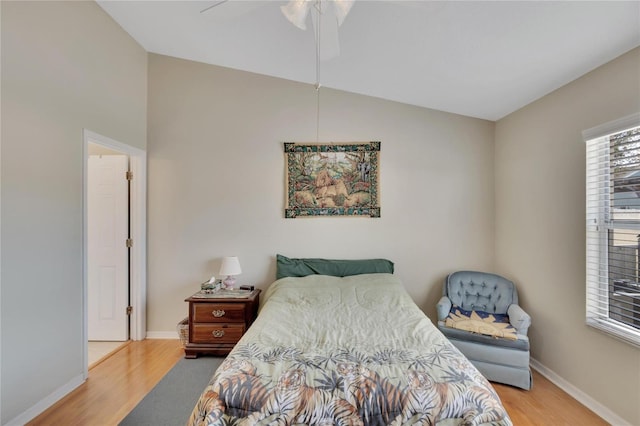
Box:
5, 374, 85, 426
530, 358, 630, 426
146, 331, 180, 339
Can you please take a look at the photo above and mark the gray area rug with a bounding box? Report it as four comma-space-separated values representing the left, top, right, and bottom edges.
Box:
119, 356, 225, 426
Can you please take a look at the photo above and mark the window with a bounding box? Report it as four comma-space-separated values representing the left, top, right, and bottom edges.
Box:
585, 113, 640, 347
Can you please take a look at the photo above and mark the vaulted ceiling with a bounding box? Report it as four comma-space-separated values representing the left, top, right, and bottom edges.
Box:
98, 1, 640, 121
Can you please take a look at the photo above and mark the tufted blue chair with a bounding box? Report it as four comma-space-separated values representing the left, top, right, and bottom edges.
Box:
437, 270, 532, 390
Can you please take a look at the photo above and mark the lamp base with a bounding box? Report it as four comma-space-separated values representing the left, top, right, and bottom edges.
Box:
223, 275, 237, 289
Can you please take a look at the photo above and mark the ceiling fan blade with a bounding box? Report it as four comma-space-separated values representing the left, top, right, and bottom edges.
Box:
281, 0, 312, 30
200, 0, 230, 14
333, 0, 354, 26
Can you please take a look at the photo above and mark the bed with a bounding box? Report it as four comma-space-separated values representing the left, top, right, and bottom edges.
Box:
188, 257, 512, 426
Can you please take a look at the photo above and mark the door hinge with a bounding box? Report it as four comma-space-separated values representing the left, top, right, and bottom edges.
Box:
125, 170, 133, 181
126, 306, 133, 316
126, 238, 133, 248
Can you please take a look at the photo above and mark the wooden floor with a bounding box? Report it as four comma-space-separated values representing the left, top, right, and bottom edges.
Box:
27, 339, 607, 426
492, 376, 608, 425
27, 339, 184, 426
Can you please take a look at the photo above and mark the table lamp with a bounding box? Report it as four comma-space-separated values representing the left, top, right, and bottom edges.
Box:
219, 256, 242, 289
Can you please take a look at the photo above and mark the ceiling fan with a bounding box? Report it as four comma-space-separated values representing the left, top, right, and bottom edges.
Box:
201, 0, 355, 61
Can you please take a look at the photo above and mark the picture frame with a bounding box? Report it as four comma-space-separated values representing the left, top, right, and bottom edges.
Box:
284, 141, 380, 218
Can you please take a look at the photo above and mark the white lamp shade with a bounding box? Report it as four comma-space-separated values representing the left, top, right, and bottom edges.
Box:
219, 256, 242, 277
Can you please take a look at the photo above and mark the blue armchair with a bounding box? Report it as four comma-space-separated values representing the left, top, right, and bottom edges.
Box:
437, 270, 532, 390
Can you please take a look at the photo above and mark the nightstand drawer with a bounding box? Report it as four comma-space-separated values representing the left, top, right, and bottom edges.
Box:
192, 303, 245, 323
191, 323, 245, 343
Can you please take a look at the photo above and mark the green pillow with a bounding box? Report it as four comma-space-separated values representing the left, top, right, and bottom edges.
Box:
276, 254, 394, 280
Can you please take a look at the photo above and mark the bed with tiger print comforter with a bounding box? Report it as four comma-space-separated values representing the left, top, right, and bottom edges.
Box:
187, 273, 512, 426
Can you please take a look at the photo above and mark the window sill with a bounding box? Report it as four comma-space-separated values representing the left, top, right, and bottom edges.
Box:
587, 317, 640, 349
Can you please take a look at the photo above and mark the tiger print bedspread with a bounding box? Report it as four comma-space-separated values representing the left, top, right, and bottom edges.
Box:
187, 273, 512, 426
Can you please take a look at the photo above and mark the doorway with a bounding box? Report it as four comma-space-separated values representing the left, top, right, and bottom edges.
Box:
83, 130, 147, 378
87, 147, 129, 365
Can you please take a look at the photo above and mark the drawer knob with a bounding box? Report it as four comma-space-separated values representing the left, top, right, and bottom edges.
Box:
212, 309, 225, 317
212, 330, 225, 338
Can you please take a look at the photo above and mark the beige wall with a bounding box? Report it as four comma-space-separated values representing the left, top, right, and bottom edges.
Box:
495, 47, 640, 424
0, 1, 147, 423
147, 54, 496, 334
4, 1, 637, 423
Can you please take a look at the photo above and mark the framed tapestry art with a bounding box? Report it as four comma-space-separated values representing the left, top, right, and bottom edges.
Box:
284, 141, 380, 218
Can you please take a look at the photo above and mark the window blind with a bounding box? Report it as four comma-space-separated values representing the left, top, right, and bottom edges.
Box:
586, 118, 640, 348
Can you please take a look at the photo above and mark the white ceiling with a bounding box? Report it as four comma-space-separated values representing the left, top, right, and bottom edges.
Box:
97, 1, 640, 121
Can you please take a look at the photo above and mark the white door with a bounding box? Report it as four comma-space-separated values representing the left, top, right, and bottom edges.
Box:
88, 155, 129, 341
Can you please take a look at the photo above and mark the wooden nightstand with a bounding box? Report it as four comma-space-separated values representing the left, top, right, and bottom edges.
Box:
183, 289, 260, 358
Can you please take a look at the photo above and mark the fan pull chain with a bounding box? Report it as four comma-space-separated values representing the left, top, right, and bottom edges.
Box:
315, 0, 322, 143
